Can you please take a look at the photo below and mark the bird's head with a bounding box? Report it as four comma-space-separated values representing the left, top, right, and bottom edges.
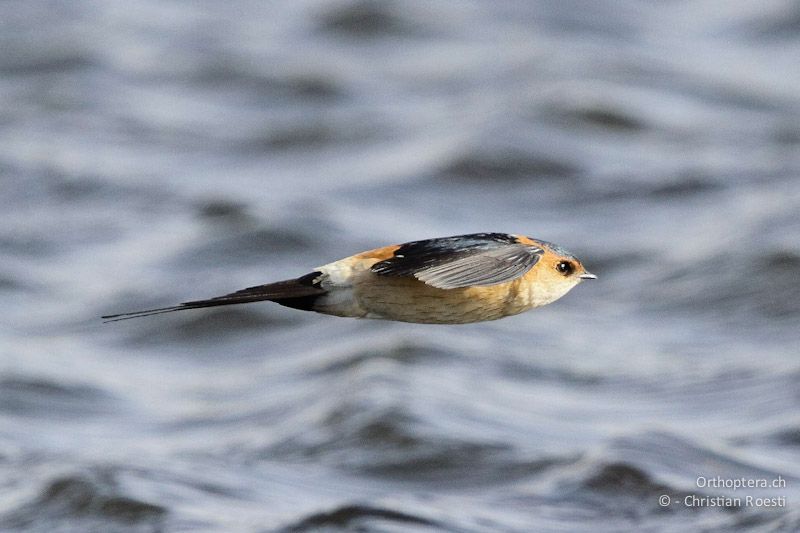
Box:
527, 239, 595, 304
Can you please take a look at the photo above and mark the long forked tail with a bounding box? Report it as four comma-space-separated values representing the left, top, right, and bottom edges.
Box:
102, 272, 325, 322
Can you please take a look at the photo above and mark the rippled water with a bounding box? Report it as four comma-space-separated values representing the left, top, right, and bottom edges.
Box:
2, 1, 800, 531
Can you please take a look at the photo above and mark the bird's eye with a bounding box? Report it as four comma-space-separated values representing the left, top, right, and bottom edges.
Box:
555, 261, 574, 276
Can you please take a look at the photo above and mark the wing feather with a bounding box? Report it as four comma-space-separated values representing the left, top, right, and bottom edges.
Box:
371, 233, 542, 289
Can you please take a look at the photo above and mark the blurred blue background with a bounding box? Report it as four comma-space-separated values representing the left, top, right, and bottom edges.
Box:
2, 1, 799, 531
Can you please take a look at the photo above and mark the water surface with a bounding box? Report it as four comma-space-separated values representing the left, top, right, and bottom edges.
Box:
2, 1, 799, 531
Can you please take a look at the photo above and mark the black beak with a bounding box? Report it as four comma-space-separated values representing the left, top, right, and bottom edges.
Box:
579, 272, 596, 280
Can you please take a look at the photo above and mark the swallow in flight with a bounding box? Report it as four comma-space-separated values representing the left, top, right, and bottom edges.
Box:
103, 233, 595, 325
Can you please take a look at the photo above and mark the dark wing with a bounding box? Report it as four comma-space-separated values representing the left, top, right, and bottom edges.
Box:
371, 233, 542, 289
102, 272, 325, 322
